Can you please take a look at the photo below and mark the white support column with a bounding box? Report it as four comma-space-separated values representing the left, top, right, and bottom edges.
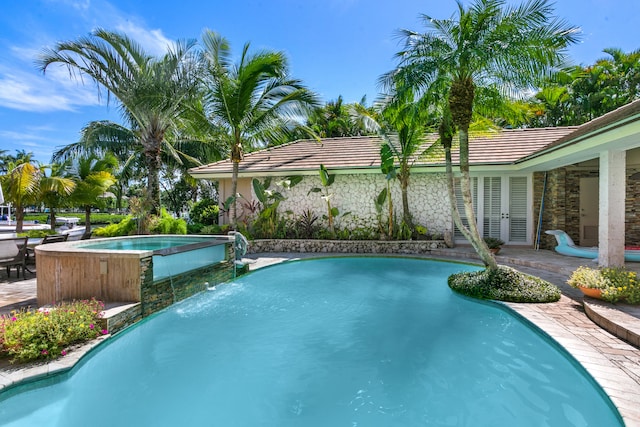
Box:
599, 149, 626, 267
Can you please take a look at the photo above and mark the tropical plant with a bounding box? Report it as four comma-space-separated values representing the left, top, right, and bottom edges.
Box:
66, 154, 117, 238
189, 198, 220, 226
0, 299, 107, 363
392, 0, 579, 269
308, 164, 342, 235
0, 154, 40, 233
375, 138, 397, 238
39, 162, 76, 230
93, 216, 137, 237
149, 208, 187, 235
39, 29, 202, 217
199, 30, 319, 228
294, 209, 320, 239
298, 95, 374, 139
251, 176, 301, 237
483, 236, 504, 250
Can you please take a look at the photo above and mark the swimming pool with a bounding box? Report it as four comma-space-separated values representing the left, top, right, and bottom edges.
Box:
0, 257, 622, 426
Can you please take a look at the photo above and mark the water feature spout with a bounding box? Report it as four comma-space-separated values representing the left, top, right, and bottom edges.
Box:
229, 231, 249, 278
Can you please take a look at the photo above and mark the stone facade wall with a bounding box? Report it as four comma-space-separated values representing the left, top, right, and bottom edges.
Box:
535, 166, 640, 249
248, 239, 447, 254
257, 173, 452, 236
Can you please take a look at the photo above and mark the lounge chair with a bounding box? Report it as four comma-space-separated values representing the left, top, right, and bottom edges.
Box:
545, 230, 640, 262
0, 236, 29, 279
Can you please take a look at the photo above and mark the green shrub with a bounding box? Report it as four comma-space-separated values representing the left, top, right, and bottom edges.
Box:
0, 299, 107, 363
150, 209, 187, 235
448, 266, 561, 303
189, 199, 219, 225
18, 229, 58, 238
24, 213, 128, 226
187, 222, 205, 234
93, 216, 137, 237
200, 224, 231, 235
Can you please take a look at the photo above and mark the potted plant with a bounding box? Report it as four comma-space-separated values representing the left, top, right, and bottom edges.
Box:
483, 237, 505, 254
567, 266, 608, 299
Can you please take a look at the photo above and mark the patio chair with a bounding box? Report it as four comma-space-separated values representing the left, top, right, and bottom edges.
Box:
0, 236, 29, 279
27, 233, 69, 263
41, 233, 69, 244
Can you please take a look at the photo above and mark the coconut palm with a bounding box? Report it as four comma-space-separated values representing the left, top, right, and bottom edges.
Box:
66, 154, 117, 238
39, 162, 76, 231
199, 30, 319, 228
392, 0, 579, 268
0, 154, 40, 233
38, 29, 201, 216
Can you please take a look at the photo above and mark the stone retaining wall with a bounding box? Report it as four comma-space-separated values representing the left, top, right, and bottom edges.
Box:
247, 239, 447, 254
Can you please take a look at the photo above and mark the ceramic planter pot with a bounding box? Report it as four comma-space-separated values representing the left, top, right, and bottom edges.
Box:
578, 286, 603, 299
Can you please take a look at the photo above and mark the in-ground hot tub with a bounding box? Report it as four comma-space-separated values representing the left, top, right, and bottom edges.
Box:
36, 235, 235, 316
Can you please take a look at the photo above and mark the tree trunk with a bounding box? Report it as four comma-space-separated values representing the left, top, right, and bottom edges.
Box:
230, 161, 239, 229
50, 209, 57, 231
387, 182, 393, 238
15, 206, 24, 233
458, 128, 497, 268
147, 153, 161, 217
400, 163, 414, 231
441, 118, 467, 240
449, 78, 497, 269
84, 205, 92, 239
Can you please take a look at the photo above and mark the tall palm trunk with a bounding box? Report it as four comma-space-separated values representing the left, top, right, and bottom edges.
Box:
84, 205, 92, 239
144, 138, 162, 217
230, 138, 243, 229
14, 207, 24, 234
49, 208, 57, 231
230, 161, 239, 229
399, 162, 414, 231
440, 117, 467, 241
449, 77, 497, 269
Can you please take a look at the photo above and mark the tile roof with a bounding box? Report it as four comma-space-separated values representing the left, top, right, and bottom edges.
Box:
520, 98, 640, 160
189, 127, 579, 178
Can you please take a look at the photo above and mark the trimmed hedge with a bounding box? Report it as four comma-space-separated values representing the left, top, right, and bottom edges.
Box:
24, 213, 127, 225
448, 266, 561, 303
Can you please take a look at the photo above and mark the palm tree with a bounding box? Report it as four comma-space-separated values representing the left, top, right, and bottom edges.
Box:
393, 0, 579, 268
39, 162, 76, 231
199, 30, 319, 228
67, 154, 117, 238
0, 154, 40, 233
38, 29, 201, 216
354, 88, 432, 232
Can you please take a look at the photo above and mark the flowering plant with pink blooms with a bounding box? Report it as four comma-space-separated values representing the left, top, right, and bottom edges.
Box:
0, 298, 107, 363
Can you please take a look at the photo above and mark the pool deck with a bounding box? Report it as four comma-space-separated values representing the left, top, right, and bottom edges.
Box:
1, 247, 640, 425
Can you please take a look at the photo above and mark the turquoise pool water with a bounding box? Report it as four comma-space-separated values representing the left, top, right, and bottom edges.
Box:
75, 236, 229, 280
77, 236, 219, 251
0, 258, 622, 426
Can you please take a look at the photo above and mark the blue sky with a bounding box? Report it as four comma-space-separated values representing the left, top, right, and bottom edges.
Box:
1, 0, 639, 163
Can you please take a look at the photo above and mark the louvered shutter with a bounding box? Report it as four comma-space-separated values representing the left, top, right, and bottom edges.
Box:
483, 177, 502, 238
509, 177, 528, 242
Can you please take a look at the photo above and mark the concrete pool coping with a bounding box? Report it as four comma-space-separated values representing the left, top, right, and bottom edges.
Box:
1, 249, 639, 425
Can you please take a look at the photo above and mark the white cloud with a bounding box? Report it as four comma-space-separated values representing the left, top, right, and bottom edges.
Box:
114, 21, 173, 56
0, 63, 103, 112
0, 0, 176, 114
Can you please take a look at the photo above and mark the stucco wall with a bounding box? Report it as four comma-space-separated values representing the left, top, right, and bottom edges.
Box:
253, 173, 453, 236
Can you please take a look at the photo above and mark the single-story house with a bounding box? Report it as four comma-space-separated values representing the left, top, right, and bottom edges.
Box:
189, 99, 640, 267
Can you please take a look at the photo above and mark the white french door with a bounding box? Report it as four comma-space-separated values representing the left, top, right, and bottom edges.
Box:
455, 175, 531, 245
